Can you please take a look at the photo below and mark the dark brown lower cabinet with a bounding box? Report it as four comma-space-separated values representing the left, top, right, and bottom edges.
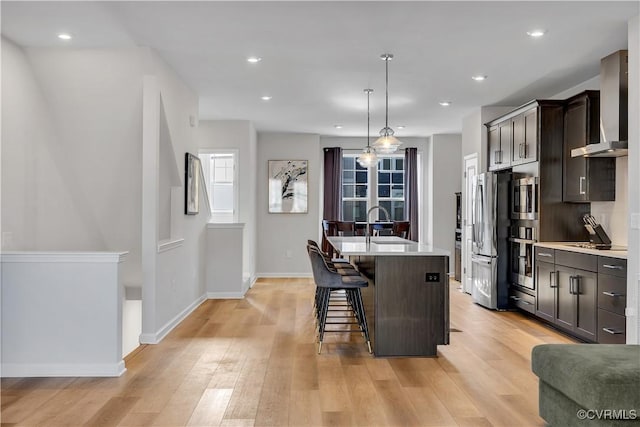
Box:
573, 270, 598, 341
553, 266, 597, 341
534, 249, 601, 342
535, 260, 556, 323
555, 266, 576, 331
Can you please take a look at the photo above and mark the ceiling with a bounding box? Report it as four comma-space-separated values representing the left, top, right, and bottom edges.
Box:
2, 1, 638, 137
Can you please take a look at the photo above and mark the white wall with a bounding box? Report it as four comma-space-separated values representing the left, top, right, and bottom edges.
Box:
196, 120, 257, 284
140, 49, 207, 343
1, 38, 144, 285
626, 15, 639, 344
2, 38, 209, 345
426, 134, 462, 272
591, 157, 629, 245
256, 133, 321, 276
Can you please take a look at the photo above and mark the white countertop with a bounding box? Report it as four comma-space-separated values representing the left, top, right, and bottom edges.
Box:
328, 236, 450, 257
535, 242, 627, 259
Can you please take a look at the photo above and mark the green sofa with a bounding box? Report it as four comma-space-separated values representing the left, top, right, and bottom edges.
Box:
532, 344, 640, 426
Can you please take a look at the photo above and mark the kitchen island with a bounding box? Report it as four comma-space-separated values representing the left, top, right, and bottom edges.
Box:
327, 236, 450, 357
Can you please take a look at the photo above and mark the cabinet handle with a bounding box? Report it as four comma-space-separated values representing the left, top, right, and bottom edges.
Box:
603, 264, 623, 270
602, 327, 623, 335
569, 276, 574, 294
495, 150, 502, 165
602, 291, 624, 297
519, 143, 524, 158
510, 295, 521, 301
520, 300, 533, 305
549, 270, 558, 288
538, 252, 553, 258
579, 176, 586, 195
569, 275, 580, 295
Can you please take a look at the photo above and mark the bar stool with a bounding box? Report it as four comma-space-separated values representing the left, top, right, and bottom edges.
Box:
307, 246, 371, 354
307, 239, 351, 266
307, 240, 360, 325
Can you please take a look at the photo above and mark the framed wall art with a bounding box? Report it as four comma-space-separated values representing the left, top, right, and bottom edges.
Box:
268, 160, 308, 213
185, 152, 202, 215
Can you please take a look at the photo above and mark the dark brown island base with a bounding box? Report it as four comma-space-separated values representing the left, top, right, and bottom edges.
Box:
328, 236, 450, 357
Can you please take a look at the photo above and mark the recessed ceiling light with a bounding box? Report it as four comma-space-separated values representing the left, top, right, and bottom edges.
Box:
57, 33, 72, 40
334, 125, 343, 129
397, 126, 405, 130
527, 29, 546, 38
261, 96, 272, 101
439, 101, 452, 107
247, 57, 262, 63
472, 75, 487, 81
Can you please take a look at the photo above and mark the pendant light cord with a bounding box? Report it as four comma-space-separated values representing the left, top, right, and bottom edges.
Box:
367, 89, 371, 147
385, 55, 389, 132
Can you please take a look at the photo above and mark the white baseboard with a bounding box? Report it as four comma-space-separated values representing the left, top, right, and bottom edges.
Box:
244, 274, 258, 289
1, 361, 126, 378
139, 295, 206, 344
206, 291, 246, 299
255, 273, 313, 278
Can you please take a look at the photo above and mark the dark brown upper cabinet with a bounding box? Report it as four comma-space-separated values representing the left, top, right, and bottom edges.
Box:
512, 107, 538, 166
563, 91, 616, 202
488, 120, 512, 171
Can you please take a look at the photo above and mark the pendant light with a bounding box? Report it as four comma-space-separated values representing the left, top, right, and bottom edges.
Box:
372, 53, 402, 154
357, 89, 377, 168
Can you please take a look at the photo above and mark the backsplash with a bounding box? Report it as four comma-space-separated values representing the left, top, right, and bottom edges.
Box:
591, 156, 628, 245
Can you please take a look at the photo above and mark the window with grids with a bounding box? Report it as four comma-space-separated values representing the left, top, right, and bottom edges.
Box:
341, 153, 405, 222
198, 151, 238, 218
342, 155, 369, 221
209, 154, 234, 213
377, 156, 405, 221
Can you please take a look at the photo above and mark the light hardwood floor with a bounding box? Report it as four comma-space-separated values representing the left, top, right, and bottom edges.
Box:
1, 278, 575, 426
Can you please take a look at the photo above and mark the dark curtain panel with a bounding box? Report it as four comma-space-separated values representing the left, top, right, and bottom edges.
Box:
322, 147, 342, 254
405, 147, 419, 241
323, 147, 343, 221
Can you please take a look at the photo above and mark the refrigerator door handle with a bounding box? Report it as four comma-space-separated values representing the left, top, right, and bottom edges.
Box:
471, 255, 493, 265
478, 181, 485, 248
472, 180, 480, 247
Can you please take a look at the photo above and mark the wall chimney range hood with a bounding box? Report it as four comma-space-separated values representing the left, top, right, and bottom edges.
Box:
571, 50, 628, 158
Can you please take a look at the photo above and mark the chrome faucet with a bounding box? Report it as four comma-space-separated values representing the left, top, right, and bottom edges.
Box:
365, 205, 390, 245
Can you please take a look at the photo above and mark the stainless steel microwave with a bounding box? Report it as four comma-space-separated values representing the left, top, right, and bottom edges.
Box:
511, 177, 538, 220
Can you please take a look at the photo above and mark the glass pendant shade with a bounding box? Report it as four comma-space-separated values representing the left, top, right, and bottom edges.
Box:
372, 53, 402, 154
373, 127, 401, 154
357, 146, 377, 167
357, 88, 377, 168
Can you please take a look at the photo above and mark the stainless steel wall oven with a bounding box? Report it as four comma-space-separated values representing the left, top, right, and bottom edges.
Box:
509, 175, 538, 290
509, 225, 536, 289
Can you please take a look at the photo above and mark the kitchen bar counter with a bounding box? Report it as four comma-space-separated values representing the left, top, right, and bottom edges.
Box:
535, 242, 627, 259
328, 236, 450, 357
327, 236, 451, 257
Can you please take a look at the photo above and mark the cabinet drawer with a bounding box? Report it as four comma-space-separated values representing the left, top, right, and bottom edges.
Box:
598, 257, 627, 278
510, 289, 535, 314
598, 309, 626, 344
598, 274, 627, 315
555, 250, 597, 272
535, 247, 555, 263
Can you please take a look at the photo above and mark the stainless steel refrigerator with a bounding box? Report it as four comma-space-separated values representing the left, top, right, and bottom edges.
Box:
471, 172, 509, 309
